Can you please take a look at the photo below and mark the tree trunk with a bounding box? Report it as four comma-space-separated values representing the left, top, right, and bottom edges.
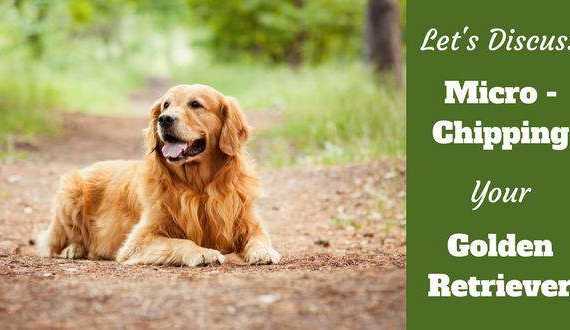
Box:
365, 0, 402, 85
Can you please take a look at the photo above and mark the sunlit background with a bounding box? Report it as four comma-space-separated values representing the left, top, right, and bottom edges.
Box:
0, 0, 405, 166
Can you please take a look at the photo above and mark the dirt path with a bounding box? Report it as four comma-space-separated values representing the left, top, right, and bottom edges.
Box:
0, 97, 406, 329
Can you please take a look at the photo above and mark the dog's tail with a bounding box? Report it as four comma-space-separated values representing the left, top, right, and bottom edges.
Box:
36, 172, 85, 257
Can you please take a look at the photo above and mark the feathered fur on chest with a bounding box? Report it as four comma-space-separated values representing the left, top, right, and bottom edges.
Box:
144, 156, 259, 253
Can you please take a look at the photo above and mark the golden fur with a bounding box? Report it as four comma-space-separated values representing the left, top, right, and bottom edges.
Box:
37, 84, 280, 266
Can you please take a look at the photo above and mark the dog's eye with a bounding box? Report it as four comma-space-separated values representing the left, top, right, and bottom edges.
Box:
163, 101, 170, 109
188, 100, 202, 109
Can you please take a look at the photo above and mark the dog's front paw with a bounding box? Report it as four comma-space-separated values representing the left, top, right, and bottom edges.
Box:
183, 248, 225, 267
244, 245, 281, 265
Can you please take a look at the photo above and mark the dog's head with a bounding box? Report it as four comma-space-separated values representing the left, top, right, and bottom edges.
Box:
145, 84, 249, 164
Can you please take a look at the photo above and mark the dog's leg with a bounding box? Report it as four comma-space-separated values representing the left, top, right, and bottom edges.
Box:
241, 216, 281, 265
38, 172, 88, 258
117, 236, 225, 266
38, 213, 88, 259
116, 212, 225, 266
36, 215, 68, 257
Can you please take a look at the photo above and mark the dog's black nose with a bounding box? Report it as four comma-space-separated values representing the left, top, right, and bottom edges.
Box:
158, 114, 176, 128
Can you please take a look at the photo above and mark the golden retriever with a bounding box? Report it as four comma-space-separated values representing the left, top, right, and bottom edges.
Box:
37, 84, 280, 266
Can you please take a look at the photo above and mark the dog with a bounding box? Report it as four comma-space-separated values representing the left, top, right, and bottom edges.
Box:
37, 84, 281, 266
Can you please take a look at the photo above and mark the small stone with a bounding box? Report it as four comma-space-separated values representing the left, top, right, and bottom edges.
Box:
314, 239, 330, 248
6, 175, 22, 184
306, 304, 320, 313
370, 212, 382, 221
257, 294, 281, 304
383, 171, 397, 179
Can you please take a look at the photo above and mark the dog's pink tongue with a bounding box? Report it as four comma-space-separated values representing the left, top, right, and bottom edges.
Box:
161, 142, 187, 158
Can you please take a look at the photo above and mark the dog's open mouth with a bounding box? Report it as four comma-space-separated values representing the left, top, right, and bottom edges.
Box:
161, 134, 206, 161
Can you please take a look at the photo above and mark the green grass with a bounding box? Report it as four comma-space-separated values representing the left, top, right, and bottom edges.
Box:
0, 56, 144, 154
0, 64, 60, 147
261, 66, 405, 166
173, 60, 405, 166
47, 61, 145, 116
0, 9, 175, 153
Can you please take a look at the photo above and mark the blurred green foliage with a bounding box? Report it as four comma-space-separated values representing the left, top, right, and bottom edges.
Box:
188, 0, 365, 64
0, 0, 184, 144
1, 0, 405, 165
0, 64, 59, 142
258, 65, 405, 166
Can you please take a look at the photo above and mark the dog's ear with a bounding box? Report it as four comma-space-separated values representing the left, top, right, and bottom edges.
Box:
219, 96, 250, 156
144, 98, 162, 155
